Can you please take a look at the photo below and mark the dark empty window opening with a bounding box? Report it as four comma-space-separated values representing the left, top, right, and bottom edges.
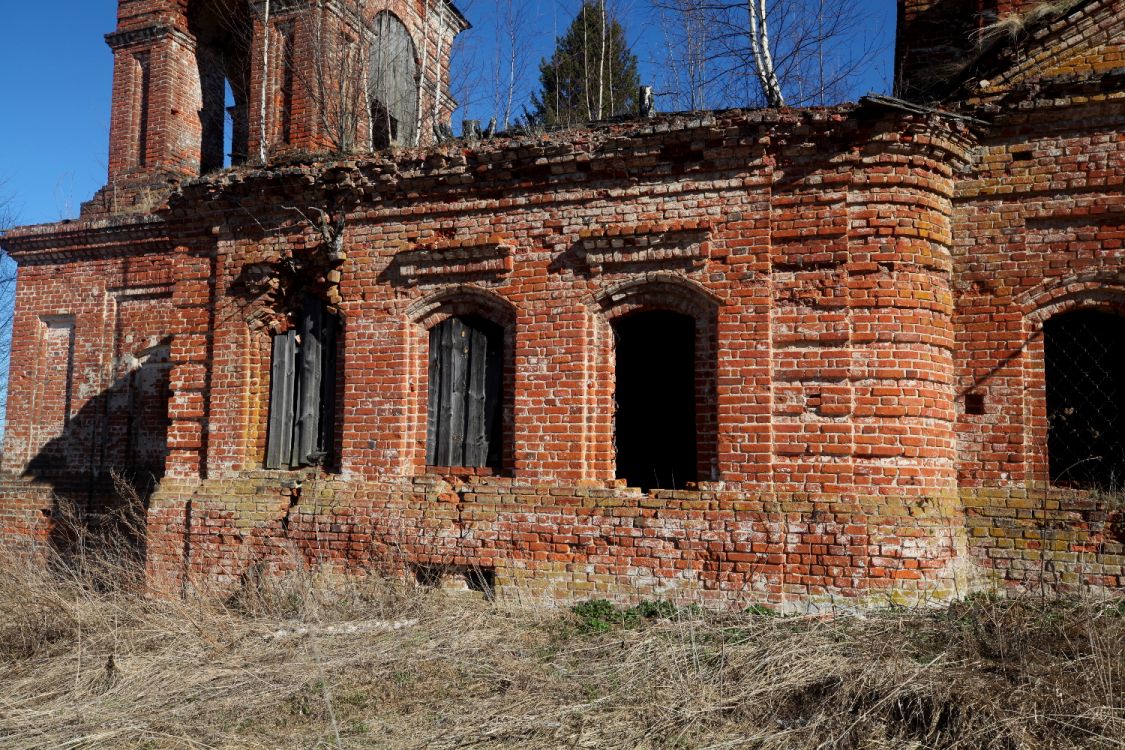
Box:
134, 52, 151, 167
198, 47, 250, 172
1044, 309, 1125, 489
266, 297, 339, 469
614, 310, 697, 491
965, 392, 985, 416
370, 99, 398, 150
426, 315, 504, 470
191, 0, 251, 173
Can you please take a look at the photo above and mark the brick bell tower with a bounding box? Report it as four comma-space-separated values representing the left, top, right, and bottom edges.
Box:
97, 0, 467, 210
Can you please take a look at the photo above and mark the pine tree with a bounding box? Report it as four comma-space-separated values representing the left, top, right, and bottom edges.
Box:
528, 2, 640, 127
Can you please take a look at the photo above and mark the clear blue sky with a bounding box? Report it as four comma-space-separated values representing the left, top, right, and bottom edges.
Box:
0, 0, 894, 227
0, 3, 117, 226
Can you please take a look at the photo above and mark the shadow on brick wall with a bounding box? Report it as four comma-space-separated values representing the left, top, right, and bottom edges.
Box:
22, 340, 172, 570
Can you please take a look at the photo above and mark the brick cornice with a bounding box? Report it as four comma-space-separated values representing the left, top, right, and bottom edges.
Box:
165, 107, 975, 226
0, 215, 173, 263
105, 24, 194, 51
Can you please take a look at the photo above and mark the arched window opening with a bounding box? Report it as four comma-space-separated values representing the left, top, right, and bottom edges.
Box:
426, 315, 505, 470
266, 298, 339, 469
369, 12, 418, 149
1044, 309, 1125, 489
133, 52, 152, 167
614, 310, 697, 491
189, 0, 252, 173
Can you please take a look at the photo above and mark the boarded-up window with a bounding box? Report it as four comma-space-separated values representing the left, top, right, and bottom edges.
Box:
369, 11, 418, 148
426, 316, 504, 469
266, 298, 338, 469
1044, 309, 1125, 488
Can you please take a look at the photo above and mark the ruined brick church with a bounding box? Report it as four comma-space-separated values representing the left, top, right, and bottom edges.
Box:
1, 0, 1122, 608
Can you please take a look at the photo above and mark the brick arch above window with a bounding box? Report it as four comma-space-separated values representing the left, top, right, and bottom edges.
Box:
1017, 280, 1125, 488
407, 285, 517, 330
1018, 273, 1125, 325
406, 286, 516, 475
591, 274, 723, 486
592, 273, 723, 322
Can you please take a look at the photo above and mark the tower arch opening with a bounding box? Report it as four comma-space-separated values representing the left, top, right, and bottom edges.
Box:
188, 0, 253, 172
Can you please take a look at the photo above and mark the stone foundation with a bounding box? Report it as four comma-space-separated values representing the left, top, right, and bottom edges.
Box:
149, 472, 973, 610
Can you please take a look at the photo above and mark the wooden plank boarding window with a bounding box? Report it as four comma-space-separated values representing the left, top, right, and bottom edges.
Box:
266, 298, 338, 469
426, 315, 504, 469
369, 11, 419, 148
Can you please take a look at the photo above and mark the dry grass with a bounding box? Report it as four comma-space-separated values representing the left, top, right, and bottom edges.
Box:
0, 543, 1122, 750
979, 0, 1085, 43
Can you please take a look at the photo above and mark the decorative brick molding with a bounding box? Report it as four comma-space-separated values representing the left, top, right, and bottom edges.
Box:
576, 221, 712, 274
391, 236, 514, 283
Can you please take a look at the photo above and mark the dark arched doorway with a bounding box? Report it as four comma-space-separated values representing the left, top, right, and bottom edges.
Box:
613, 310, 697, 491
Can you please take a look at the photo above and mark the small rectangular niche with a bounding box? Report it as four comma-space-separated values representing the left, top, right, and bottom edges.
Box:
965, 392, 985, 416
40, 316, 76, 430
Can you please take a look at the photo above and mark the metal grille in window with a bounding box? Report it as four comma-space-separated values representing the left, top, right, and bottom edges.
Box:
1044, 309, 1125, 489
266, 298, 338, 469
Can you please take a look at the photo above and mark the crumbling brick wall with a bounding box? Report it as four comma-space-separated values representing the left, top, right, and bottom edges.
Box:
1, 0, 1122, 608
950, 0, 1125, 592
5, 107, 987, 608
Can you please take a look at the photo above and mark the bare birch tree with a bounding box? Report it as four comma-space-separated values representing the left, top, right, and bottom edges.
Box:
651, 0, 881, 109
302, 0, 372, 153
489, 0, 533, 129
655, 0, 712, 111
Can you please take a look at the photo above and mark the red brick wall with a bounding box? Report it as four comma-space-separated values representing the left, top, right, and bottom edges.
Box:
2, 1, 1122, 608
951, 16, 1125, 591
5, 108, 1001, 607
0, 222, 177, 483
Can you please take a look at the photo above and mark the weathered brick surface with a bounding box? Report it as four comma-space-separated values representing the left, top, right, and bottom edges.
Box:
1, 0, 1123, 608
144, 473, 971, 610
